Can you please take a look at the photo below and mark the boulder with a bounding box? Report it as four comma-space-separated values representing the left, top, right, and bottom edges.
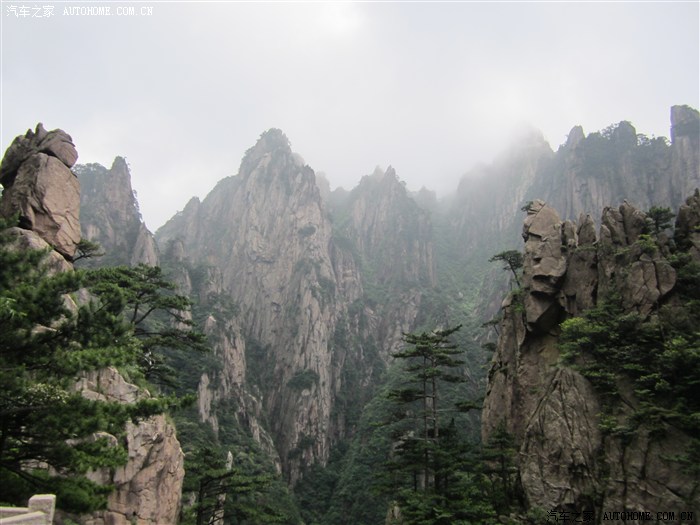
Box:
0, 152, 80, 259
4, 226, 73, 275
0, 123, 78, 185
521, 201, 567, 331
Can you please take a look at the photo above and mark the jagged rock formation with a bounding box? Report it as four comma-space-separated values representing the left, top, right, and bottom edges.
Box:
75, 157, 158, 266
448, 105, 699, 321
330, 166, 437, 359
1, 125, 184, 525
533, 106, 699, 224
343, 166, 435, 288
0, 123, 81, 260
157, 131, 438, 483
482, 194, 700, 513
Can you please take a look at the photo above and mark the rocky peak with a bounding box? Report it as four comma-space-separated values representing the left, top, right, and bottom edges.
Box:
239, 128, 294, 177
76, 157, 158, 266
1, 125, 184, 524
610, 120, 637, 147
347, 166, 436, 288
670, 104, 699, 142
157, 129, 366, 483
0, 123, 81, 260
565, 125, 585, 149
0, 123, 78, 184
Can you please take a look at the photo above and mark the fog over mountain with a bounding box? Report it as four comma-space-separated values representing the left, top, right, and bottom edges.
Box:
2, 2, 698, 229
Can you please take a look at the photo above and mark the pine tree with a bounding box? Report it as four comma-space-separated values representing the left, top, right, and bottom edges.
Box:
646, 206, 675, 236
84, 264, 208, 389
489, 250, 523, 287
383, 325, 490, 523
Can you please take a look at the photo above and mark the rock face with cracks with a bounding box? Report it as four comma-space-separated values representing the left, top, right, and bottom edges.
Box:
0, 124, 81, 260
74, 368, 185, 525
482, 194, 700, 513
157, 129, 436, 484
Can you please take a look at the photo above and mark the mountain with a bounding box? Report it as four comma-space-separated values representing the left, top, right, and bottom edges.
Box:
0, 125, 184, 525
156, 129, 443, 489
53, 103, 698, 522
446, 105, 700, 320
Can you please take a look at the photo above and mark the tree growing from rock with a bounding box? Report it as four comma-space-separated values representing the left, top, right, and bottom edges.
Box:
646, 206, 675, 236
489, 250, 523, 287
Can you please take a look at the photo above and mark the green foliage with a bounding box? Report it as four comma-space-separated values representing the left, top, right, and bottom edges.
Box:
287, 369, 319, 391
73, 238, 105, 262
377, 325, 504, 523
634, 233, 657, 255
480, 422, 520, 514
176, 402, 302, 525
646, 206, 675, 235
489, 250, 523, 288
84, 264, 208, 389
0, 217, 188, 513
181, 445, 293, 525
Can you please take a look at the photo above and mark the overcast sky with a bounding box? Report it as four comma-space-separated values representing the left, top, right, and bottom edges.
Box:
2, 1, 698, 230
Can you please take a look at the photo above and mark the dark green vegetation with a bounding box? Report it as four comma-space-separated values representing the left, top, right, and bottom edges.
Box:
293, 327, 522, 525
380, 326, 500, 525
174, 394, 303, 525
157, 260, 303, 524
488, 250, 523, 288
0, 217, 193, 511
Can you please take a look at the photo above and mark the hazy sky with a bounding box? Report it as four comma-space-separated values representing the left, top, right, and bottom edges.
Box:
2, 1, 698, 230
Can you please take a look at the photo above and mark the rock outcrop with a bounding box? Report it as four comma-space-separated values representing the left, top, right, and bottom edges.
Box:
75, 157, 158, 266
331, 166, 438, 360
75, 368, 185, 525
448, 106, 699, 322
482, 194, 700, 514
0, 124, 81, 260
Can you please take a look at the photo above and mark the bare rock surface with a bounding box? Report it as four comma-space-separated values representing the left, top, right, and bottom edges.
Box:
0, 150, 80, 259
0, 123, 78, 184
75, 368, 185, 525
1, 125, 183, 524
76, 157, 158, 267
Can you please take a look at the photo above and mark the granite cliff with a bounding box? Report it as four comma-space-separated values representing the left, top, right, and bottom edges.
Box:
11, 104, 694, 522
158, 130, 366, 483
448, 105, 700, 319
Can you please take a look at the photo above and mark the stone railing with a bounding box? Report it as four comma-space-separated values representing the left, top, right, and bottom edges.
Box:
0, 495, 55, 524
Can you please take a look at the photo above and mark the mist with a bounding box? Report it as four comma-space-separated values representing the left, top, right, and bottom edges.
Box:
2, 1, 698, 230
